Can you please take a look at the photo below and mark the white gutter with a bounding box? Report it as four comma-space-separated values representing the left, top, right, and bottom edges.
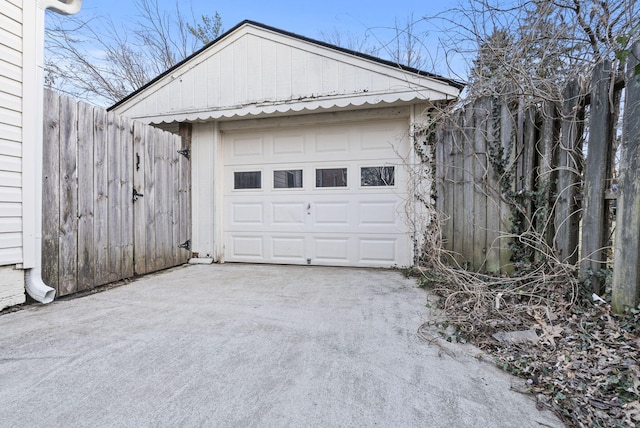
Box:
39, 0, 83, 15
23, 0, 83, 304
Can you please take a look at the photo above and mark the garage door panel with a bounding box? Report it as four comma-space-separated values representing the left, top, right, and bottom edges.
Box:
222, 119, 412, 267
272, 236, 306, 261
315, 130, 349, 153
273, 134, 305, 155
313, 202, 350, 225
231, 202, 264, 225
313, 237, 350, 263
359, 238, 397, 264
272, 202, 305, 225
230, 235, 264, 258
232, 136, 265, 157
358, 201, 401, 226
360, 122, 407, 149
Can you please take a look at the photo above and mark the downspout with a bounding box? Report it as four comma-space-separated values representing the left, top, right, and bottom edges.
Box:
25, 0, 83, 304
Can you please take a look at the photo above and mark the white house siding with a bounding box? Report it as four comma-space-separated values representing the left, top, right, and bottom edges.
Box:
0, 0, 25, 309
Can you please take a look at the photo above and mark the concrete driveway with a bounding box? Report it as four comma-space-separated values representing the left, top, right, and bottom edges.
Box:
0, 264, 561, 427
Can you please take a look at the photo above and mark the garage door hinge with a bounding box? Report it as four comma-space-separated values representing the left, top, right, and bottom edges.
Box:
178, 239, 191, 250
177, 148, 190, 160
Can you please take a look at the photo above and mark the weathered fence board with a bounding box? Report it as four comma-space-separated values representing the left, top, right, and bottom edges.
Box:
58, 94, 78, 296
580, 60, 615, 294
471, 98, 488, 271
107, 112, 122, 285
538, 101, 558, 247
77, 100, 95, 291
452, 110, 465, 267
554, 79, 583, 264
462, 105, 475, 269
132, 123, 146, 274
93, 107, 109, 287
178, 123, 192, 265
121, 116, 134, 279
612, 42, 640, 312
42, 89, 191, 297
498, 100, 515, 272
484, 97, 501, 273
42, 89, 60, 292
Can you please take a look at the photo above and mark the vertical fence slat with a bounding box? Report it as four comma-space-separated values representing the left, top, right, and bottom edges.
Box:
462, 106, 475, 269
499, 101, 515, 272
581, 60, 615, 294
107, 112, 122, 283
522, 107, 537, 231
538, 101, 559, 249
121, 117, 134, 278
42, 89, 60, 291
77, 101, 95, 291
133, 123, 147, 275
93, 107, 109, 286
435, 122, 445, 217
58, 94, 78, 295
160, 130, 172, 269
144, 127, 157, 274
485, 97, 501, 273
555, 79, 583, 264
472, 98, 488, 271
171, 134, 179, 265
452, 111, 466, 267
178, 123, 192, 264
442, 118, 455, 260
613, 42, 640, 311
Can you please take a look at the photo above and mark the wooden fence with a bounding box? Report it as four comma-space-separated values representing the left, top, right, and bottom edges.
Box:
433, 43, 640, 310
43, 89, 191, 297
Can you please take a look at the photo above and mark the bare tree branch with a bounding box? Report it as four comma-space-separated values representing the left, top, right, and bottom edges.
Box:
45, 0, 223, 106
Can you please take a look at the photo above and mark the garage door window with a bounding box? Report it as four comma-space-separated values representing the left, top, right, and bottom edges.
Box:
361, 166, 395, 187
316, 168, 347, 187
274, 170, 303, 189
234, 171, 261, 189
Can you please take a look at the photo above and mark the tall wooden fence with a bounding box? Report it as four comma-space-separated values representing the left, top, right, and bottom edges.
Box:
434, 45, 640, 310
43, 89, 191, 297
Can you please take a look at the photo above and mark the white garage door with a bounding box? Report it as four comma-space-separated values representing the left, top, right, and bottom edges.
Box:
222, 119, 412, 267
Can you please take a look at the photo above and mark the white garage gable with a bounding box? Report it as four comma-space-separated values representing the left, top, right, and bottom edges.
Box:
111, 20, 460, 123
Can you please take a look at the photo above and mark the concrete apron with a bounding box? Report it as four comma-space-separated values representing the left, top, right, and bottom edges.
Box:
0, 264, 562, 427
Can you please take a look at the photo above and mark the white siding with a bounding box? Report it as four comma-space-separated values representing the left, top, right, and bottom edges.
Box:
0, 265, 24, 309
0, 0, 24, 308
114, 24, 460, 122
0, 0, 23, 267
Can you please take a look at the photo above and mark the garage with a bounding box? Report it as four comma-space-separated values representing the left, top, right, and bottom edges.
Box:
109, 20, 462, 268
221, 118, 412, 267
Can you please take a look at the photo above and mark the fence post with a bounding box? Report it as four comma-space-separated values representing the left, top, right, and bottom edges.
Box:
554, 79, 584, 264
580, 60, 615, 294
612, 41, 640, 312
